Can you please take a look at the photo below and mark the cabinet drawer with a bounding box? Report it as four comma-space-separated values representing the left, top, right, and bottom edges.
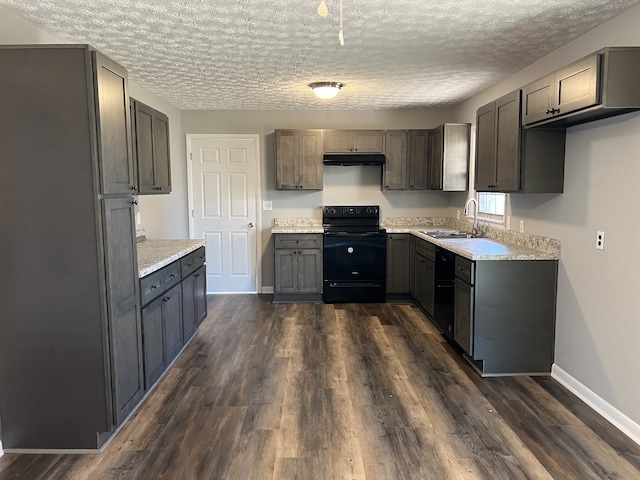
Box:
415, 238, 436, 262
161, 261, 181, 290
140, 268, 165, 306
455, 256, 475, 284
274, 234, 322, 249
181, 247, 206, 277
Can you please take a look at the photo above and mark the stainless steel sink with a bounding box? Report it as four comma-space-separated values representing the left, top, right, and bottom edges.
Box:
420, 230, 482, 239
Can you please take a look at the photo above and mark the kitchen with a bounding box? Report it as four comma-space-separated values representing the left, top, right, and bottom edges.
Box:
1, 0, 640, 477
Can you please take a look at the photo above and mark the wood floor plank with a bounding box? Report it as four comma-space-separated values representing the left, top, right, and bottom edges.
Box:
2, 294, 640, 480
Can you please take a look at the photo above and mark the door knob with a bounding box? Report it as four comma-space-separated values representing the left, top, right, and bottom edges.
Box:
248, 222, 255, 228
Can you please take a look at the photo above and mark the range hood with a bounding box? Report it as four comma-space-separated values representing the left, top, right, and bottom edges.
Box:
323, 153, 386, 166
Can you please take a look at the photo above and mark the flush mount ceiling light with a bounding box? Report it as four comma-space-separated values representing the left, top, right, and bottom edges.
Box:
309, 81, 345, 99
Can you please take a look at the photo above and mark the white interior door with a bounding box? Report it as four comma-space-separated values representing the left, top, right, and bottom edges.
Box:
187, 134, 260, 293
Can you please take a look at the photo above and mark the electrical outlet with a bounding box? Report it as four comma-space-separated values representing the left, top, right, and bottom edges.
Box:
596, 231, 605, 250
262, 201, 273, 211
519, 220, 525, 233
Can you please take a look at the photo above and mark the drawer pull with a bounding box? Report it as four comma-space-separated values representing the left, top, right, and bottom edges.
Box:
170, 274, 176, 278
151, 285, 158, 290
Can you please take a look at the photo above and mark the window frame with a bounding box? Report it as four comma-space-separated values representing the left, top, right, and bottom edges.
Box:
477, 191, 506, 225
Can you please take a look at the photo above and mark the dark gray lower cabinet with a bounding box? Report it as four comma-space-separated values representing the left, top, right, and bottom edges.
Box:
413, 238, 436, 318
386, 234, 411, 295
453, 256, 558, 376
140, 247, 206, 389
182, 265, 208, 341
142, 284, 182, 388
142, 295, 166, 388
274, 234, 323, 302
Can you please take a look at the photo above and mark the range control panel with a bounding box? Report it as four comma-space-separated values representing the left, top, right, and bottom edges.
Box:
323, 205, 379, 218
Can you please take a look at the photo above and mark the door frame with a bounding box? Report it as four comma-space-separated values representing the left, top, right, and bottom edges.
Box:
185, 133, 263, 294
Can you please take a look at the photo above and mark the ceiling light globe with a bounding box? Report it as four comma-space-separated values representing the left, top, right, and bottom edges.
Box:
309, 82, 344, 99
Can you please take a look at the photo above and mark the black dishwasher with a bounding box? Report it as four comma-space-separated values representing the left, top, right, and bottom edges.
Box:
432, 247, 456, 340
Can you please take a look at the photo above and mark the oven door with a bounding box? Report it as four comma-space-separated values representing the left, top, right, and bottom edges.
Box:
323, 231, 387, 303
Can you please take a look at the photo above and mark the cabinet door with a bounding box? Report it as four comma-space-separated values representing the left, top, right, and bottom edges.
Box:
275, 130, 299, 189
383, 130, 408, 190
474, 102, 497, 191
324, 130, 353, 152
427, 126, 443, 190
494, 91, 521, 191
142, 297, 166, 388
353, 130, 384, 153
298, 130, 323, 190
162, 284, 183, 362
181, 270, 197, 342
554, 53, 600, 116
408, 130, 429, 190
194, 266, 208, 325
102, 197, 143, 424
297, 249, 323, 293
423, 259, 435, 318
413, 254, 429, 312
132, 101, 155, 193
152, 110, 171, 193
454, 278, 474, 356
274, 249, 298, 293
386, 234, 410, 293
521, 73, 554, 126
93, 51, 135, 195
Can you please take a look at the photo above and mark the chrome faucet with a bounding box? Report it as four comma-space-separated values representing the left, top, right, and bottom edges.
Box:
463, 197, 479, 236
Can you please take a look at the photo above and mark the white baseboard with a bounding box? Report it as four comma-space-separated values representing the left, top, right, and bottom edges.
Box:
552, 364, 640, 446
0, 439, 3, 457
261, 286, 274, 294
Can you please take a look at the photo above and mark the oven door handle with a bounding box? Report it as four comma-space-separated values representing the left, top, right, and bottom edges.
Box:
324, 231, 385, 237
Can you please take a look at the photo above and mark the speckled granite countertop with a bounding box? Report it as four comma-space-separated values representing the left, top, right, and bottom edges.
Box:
137, 239, 207, 278
272, 217, 560, 261
271, 218, 323, 234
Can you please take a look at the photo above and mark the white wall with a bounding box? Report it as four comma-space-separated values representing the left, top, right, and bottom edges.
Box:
452, 3, 640, 441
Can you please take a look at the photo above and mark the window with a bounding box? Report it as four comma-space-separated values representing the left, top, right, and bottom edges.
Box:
477, 192, 506, 223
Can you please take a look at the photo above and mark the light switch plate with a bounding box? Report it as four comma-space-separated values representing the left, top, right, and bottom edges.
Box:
263, 201, 273, 211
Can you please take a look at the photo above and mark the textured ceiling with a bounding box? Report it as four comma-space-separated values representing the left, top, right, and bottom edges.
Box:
1, 0, 639, 110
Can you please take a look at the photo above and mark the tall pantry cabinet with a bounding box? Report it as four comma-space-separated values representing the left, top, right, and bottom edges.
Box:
0, 45, 143, 450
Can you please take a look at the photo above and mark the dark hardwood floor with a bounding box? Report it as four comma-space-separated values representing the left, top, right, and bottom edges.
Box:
1, 295, 640, 479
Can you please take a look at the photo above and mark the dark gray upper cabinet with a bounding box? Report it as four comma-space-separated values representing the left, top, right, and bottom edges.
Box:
131, 98, 171, 194
522, 47, 640, 128
275, 129, 323, 190
427, 123, 470, 191
383, 130, 429, 190
0, 45, 140, 450
408, 130, 430, 190
94, 51, 136, 195
382, 130, 408, 190
324, 130, 384, 153
475, 90, 566, 193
